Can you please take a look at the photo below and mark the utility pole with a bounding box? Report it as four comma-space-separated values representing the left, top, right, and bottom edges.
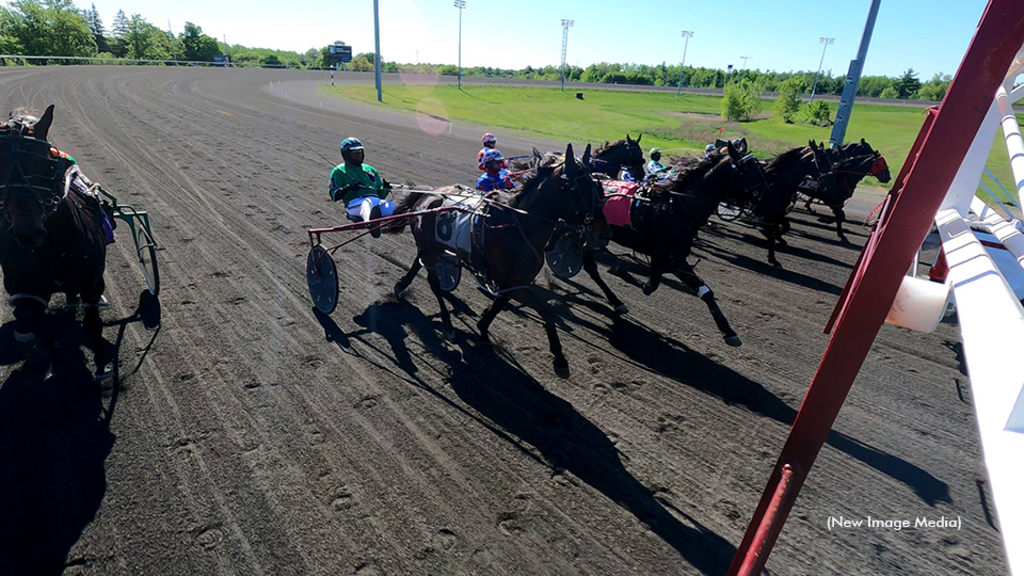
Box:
373, 0, 382, 102
810, 37, 835, 103
676, 30, 693, 97
830, 0, 882, 148
740, 56, 752, 70
454, 0, 466, 89
560, 19, 574, 91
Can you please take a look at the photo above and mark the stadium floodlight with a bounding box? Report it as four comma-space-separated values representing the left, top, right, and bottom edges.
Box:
810, 37, 835, 103
455, 0, 466, 89
560, 19, 574, 91
675, 31, 694, 97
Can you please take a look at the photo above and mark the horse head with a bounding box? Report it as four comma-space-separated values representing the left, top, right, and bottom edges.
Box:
0, 105, 65, 247
555, 142, 609, 248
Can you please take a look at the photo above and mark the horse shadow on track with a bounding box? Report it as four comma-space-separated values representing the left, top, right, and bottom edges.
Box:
546, 282, 951, 507
315, 300, 737, 576
0, 291, 160, 576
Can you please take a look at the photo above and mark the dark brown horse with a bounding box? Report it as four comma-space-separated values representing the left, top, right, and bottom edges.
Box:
388, 143, 611, 377
0, 105, 110, 377
579, 140, 769, 347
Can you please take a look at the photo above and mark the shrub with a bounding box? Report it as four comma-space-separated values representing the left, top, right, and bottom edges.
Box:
722, 79, 762, 122
774, 77, 805, 123
802, 100, 833, 126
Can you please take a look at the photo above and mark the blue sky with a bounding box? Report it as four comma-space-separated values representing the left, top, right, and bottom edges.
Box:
83, 0, 989, 78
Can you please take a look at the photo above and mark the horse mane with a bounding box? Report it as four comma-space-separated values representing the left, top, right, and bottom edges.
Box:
649, 153, 720, 196
509, 165, 557, 208
594, 139, 626, 157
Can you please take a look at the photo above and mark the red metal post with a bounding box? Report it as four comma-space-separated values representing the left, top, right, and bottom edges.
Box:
726, 3, 1024, 575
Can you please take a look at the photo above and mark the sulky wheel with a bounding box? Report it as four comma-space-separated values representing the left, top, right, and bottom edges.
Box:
136, 226, 160, 297
545, 234, 584, 279
717, 200, 743, 222
307, 245, 339, 315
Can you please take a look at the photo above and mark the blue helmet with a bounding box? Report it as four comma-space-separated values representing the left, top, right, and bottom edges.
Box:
340, 137, 364, 154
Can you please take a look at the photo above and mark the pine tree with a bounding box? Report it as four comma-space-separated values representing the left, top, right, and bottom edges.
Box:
112, 9, 128, 39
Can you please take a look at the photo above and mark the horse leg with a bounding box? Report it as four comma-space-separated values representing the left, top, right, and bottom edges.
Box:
673, 266, 741, 347
394, 256, 422, 298
766, 225, 784, 270
512, 288, 569, 378
476, 295, 509, 343
833, 206, 848, 242
83, 303, 110, 379
583, 251, 627, 314
642, 255, 665, 296
425, 269, 456, 341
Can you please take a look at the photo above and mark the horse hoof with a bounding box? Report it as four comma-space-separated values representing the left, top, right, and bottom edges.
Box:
553, 359, 570, 379
443, 329, 456, 342
13, 330, 35, 343
724, 335, 742, 347
393, 284, 404, 299
613, 304, 629, 315
94, 370, 113, 382
772, 262, 784, 271
642, 284, 657, 296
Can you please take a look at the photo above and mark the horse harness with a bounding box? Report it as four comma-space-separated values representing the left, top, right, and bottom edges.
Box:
0, 131, 70, 217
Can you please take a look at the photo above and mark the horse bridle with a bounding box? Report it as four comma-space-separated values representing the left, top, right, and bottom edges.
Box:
591, 142, 643, 176
0, 132, 69, 218
560, 167, 604, 237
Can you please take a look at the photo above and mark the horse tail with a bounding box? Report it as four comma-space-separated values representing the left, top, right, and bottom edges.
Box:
383, 192, 422, 234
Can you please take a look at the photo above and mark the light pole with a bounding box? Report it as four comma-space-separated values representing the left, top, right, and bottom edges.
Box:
454, 0, 466, 89
809, 37, 834, 103
560, 19, 574, 91
373, 0, 382, 102
740, 56, 751, 70
675, 30, 693, 97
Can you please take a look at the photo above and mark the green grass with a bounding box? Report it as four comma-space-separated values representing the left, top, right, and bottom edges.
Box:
319, 83, 1020, 202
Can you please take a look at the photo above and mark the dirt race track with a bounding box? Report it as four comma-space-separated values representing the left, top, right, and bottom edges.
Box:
0, 67, 1007, 576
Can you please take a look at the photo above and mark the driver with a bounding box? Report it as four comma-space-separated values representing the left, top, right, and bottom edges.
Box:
476, 149, 514, 192
645, 147, 669, 176
329, 137, 395, 239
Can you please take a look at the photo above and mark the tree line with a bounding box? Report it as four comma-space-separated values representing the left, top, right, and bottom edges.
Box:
1, 1, 950, 101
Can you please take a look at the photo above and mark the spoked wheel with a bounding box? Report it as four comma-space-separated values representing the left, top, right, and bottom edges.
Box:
436, 253, 462, 292
307, 245, 339, 315
136, 226, 160, 297
717, 200, 743, 222
545, 234, 584, 279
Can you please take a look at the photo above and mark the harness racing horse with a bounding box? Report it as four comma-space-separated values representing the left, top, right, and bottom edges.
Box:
797, 140, 891, 241
579, 140, 769, 347
0, 105, 111, 378
387, 143, 611, 377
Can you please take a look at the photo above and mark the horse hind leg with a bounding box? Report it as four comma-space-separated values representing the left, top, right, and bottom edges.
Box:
674, 267, 741, 347
425, 269, 456, 341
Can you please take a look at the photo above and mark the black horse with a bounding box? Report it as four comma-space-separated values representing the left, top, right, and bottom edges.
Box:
0, 105, 110, 378
578, 140, 769, 347
387, 143, 611, 377
796, 140, 892, 241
